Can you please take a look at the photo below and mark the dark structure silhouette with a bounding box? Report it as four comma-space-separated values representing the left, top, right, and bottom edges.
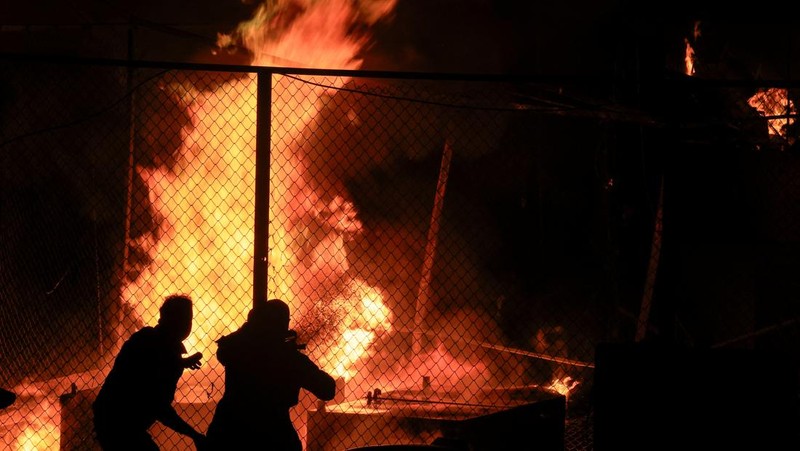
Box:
594, 341, 799, 451
0, 387, 15, 409
92, 294, 206, 450
207, 298, 336, 451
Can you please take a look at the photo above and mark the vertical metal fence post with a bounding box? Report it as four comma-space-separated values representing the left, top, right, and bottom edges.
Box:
254, 70, 272, 307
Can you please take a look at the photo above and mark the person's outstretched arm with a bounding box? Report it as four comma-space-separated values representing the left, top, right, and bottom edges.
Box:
182, 352, 203, 370
298, 355, 336, 401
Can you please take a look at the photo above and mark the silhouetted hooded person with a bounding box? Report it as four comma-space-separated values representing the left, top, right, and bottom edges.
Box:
206, 298, 336, 451
92, 294, 206, 450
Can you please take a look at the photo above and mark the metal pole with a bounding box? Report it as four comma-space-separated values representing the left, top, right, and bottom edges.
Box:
413, 140, 453, 354
253, 71, 272, 306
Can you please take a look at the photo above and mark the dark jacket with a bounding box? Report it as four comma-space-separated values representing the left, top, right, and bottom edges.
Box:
206, 322, 336, 450
93, 326, 186, 433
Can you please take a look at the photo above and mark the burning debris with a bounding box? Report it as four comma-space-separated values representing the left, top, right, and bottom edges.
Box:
748, 87, 797, 147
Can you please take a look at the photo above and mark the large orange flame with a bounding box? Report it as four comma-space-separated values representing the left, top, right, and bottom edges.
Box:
121, 0, 397, 387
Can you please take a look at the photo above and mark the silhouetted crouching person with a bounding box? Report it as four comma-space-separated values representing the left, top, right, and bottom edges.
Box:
92, 294, 207, 450
207, 298, 336, 451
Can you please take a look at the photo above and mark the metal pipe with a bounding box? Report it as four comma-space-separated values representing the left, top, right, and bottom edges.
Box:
476, 341, 594, 369
371, 394, 505, 410
395, 327, 594, 369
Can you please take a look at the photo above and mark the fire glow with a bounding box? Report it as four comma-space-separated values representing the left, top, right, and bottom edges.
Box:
748, 87, 796, 141
117, 0, 584, 411
5, 396, 60, 451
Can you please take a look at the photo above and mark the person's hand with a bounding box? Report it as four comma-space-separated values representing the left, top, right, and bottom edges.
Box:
183, 352, 203, 370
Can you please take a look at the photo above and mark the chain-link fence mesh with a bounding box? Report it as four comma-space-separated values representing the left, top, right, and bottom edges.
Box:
1, 57, 798, 450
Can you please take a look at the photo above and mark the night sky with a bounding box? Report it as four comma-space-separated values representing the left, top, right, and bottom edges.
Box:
2, 1, 798, 78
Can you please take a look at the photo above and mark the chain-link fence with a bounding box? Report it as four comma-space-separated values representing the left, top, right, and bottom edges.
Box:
1, 57, 798, 450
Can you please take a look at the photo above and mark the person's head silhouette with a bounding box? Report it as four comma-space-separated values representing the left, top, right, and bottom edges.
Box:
158, 294, 193, 341
248, 298, 290, 337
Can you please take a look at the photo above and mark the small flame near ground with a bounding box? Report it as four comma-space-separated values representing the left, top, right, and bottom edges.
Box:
684, 21, 701, 76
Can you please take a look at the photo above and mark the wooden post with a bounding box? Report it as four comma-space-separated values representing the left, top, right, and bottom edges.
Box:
636, 176, 664, 342
413, 140, 453, 354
